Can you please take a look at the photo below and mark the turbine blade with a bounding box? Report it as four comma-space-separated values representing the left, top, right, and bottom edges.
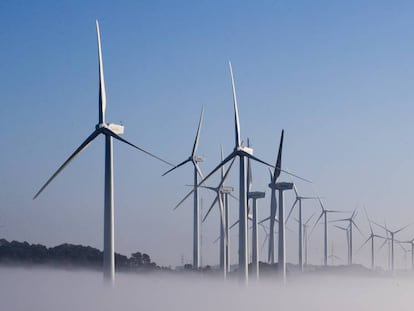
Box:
292, 183, 299, 198
356, 236, 371, 253
202, 195, 219, 223
198, 151, 237, 187
377, 239, 388, 252
229, 61, 241, 148
351, 208, 358, 220
334, 225, 348, 231
372, 221, 389, 233
310, 211, 324, 236
304, 213, 315, 225
395, 224, 411, 235
198, 185, 217, 191
330, 219, 348, 223
191, 107, 204, 156
352, 220, 365, 237
286, 199, 298, 223
220, 145, 225, 180
229, 193, 238, 201
229, 219, 240, 230
218, 194, 226, 235
33, 130, 100, 199
301, 196, 321, 200
176, 153, 236, 211
363, 207, 374, 235
194, 162, 204, 179
258, 216, 271, 225
162, 158, 191, 176
101, 128, 174, 167
273, 129, 284, 182
96, 20, 106, 125
173, 189, 195, 210
317, 197, 325, 211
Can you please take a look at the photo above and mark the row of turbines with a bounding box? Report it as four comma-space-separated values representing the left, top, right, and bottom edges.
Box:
33, 21, 413, 286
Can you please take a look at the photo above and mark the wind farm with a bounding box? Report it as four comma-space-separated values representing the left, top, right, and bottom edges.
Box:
4, 2, 414, 310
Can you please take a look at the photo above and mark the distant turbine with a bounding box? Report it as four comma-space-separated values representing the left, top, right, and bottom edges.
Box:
286, 185, 319, 271
331, 209, 364, 265
374, 221, 410, 273
356, 209, 385, 270
163, 107, 204, 270
33, 21, 173, 283
201, 155, 236, 279
328, 241, 341, 265
311, 198, 344, 266
397, 238, 414, 270
334, 224, 350, 264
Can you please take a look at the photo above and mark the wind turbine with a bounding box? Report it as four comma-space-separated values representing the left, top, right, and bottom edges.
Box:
201, 155, 236, 279
357, 209, 385, 270
396, 238, 414, 270
163, 108, 204, 270
334, 224, 350, 264
311, 198, 343, 266
331, 209, 364, 265
286, 185, 319, 271
374, 221, 410, 273
33, 21, 173, 283
328, 241, 341, 265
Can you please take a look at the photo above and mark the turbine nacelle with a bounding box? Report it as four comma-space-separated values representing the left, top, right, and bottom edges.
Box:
275, 182, 294, 191
248, 191, 266, 199
95, 123, 124, 135
194, 155, 205, 163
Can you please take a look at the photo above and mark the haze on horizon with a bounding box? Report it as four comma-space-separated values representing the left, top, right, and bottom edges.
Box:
1, 0, 414, 270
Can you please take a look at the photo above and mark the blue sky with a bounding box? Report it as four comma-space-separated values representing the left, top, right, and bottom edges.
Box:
2, 1, 414, 267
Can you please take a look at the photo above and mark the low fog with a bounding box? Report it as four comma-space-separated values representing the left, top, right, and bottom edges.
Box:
1, 267, 413, 311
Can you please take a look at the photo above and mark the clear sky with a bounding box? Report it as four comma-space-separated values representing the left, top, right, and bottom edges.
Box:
2, 0, 414, 268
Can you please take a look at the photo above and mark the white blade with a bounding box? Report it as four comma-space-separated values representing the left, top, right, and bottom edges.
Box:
310, 211, 325, 236
285, 198, 298, 223
229, 219, 239, 230
272, 129, 284, 182
101, 128, 174, 166
162, 158, 191, 176
201, 157, 236, 222
96, 20, 106, 125
304, 213, 315, 225
229, 61, 241, 148
33, 130, 100, 199
191, 107, 204, 157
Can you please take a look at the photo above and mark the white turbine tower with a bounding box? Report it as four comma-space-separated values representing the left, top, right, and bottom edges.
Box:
302, 214, 314, 267
33, 21, 173, 283
286, 185, 319, 271
311, 198, 343, 267
163, 108, 204, 270
276, 181, 293, 282
249, 191, 265, 281
373, 221, 410, 273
